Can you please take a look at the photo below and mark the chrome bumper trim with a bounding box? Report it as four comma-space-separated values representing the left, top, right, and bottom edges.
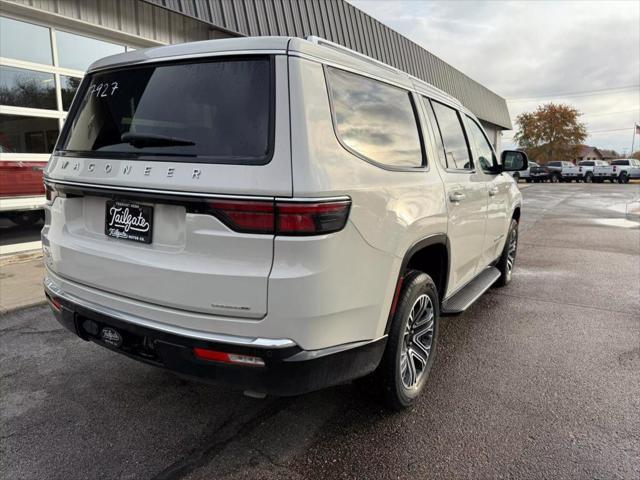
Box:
43, 276, 297, 349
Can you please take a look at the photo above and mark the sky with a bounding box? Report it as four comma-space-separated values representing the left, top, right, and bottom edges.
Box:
350, 0, 640, 155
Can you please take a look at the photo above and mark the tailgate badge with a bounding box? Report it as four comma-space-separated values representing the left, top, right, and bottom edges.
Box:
100, 327, 123, 347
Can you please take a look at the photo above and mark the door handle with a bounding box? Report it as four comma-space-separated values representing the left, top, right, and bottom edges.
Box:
449, 191, 466, 203
488, 186, 498, 197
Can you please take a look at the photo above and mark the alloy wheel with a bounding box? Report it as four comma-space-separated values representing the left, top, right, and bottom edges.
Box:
506, 224, 518, 279
400, 294, 435, 389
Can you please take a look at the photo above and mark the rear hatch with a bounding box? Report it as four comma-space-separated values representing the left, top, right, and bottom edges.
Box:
594, 165, 612, 176
562, 165, 580, 176
44, 54, 291, 319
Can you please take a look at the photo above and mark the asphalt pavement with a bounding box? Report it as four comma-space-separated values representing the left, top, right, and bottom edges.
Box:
1, 183, 639, 480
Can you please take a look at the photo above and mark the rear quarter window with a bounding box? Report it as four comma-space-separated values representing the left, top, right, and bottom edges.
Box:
58, 56, 274, 164
325, 67, 424, 168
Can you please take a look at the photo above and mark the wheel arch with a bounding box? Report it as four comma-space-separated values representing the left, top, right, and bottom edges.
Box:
384, 234, 450, 334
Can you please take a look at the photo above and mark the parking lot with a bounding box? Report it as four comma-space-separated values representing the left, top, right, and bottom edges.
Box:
1, 183, 639, 480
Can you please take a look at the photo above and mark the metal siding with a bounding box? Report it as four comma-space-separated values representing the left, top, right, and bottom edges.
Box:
12, 0, 510, 127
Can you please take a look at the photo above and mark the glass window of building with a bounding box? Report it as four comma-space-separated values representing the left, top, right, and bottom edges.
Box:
0, 114, 60, 153
56, 30, 125, 71
60, 75, 82, 111
0, 66, 57, 110
0, 16, 52, 65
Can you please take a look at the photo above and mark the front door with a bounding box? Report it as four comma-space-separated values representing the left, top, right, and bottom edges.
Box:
426, 99, 488, 295
464, 117, 511, 265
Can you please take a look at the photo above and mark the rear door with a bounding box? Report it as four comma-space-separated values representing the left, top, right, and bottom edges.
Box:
44, 55, 291, 319
425, 99, 487, 293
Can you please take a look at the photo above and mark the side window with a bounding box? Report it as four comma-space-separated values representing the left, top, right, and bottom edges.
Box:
465, 115, 497, 172
325, 67, 424, 168
430, 100, 473, 170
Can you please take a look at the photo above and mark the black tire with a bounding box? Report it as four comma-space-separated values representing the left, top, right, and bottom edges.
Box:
376, 270, 439, 410
494, 218, 518, 288
584, 173, 593, 183
513, 173, 520, 183
551, 173, 560, 183
620, 172, 629, 184
526, 179, 532, 183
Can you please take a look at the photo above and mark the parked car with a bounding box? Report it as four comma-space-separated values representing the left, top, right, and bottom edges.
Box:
528, 163, 550, 182
593, 163, 615, 182
0, 161, 46, 226
508, 161, 538, 182
562, 160, 609, 183
42, 36, 526, 409
610, 159, 640, 183
546, 161, 575, 183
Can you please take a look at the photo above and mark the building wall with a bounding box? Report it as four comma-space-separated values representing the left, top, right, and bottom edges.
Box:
143, 0, 512, 131
2, 0, 217, 45
0, 0, 508, 167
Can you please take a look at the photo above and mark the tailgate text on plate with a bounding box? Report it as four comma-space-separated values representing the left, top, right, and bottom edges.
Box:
105, 200, 153, 244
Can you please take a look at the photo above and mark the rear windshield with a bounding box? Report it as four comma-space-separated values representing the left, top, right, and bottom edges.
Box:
611, 160, 629, 166
579, 161, 594, 166
58, 56, 273, 164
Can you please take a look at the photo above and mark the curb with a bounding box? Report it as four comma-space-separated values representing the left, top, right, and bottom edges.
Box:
0, 299, 47, 316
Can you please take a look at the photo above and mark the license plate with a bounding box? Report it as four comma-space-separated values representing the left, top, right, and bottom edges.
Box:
105, 200, 153, 244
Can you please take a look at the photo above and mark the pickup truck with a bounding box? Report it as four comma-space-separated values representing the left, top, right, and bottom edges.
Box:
562, 160, 609, 183
610, 159, 640, 183
546, 161, 575, 183
0, 161, 46, 225
593, 159, 640, 183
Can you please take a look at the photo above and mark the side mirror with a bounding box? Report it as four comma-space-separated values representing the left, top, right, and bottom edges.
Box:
501, 150, 529, 171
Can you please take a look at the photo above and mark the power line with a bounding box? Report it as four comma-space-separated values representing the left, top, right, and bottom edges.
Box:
507, 85, 639, 102
502, 126, 636, 138
581, 109, 640, 118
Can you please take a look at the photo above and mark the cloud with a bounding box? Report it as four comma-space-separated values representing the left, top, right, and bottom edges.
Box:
350, 0, 640, 154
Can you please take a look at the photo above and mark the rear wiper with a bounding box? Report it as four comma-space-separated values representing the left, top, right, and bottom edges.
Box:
121, 132, 195, 148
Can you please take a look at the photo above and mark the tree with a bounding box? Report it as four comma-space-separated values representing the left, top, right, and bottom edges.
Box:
513, 103, 587, 163
632, 151, 640, 161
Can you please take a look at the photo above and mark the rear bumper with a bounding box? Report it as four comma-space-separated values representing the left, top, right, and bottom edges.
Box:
44, 277, 386, 396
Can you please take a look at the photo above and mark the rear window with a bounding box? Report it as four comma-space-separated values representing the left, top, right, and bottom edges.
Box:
579, 161, 594, 166
611, 160, 629, 166
58, 57, 273, 164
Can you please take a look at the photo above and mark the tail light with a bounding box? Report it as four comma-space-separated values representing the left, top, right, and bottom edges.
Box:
207, 198, 351, 236
45, 183, 58, 205
579, 167, 582, 172
193, 348, 265, 367
613, 166, 617, 172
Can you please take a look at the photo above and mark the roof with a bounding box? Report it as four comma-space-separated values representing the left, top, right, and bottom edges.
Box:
88, 36, 464, 112
142, 0, 512, 130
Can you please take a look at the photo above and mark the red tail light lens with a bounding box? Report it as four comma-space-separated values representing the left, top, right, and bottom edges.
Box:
209, 200, 275, 234
277, 200, 351, 235
45, 183, 58, 205
207, 198, 351, 235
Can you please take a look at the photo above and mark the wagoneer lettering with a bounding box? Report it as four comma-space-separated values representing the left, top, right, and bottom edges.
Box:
43, 36, 525, 409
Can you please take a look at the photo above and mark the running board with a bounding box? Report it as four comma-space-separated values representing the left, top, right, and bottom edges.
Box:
441, 267, 501, 315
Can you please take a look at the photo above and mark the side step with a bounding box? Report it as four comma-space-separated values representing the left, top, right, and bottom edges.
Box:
441, 267, 501, 315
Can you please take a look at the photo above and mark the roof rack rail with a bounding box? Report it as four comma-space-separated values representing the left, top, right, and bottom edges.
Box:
305, 35, 460, 107
305, 35, 400, 76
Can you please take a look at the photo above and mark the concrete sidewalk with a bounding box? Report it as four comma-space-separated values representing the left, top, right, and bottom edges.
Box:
0, 253, 45, 314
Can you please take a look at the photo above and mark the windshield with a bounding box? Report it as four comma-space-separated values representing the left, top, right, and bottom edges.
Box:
58, 56, 273, 164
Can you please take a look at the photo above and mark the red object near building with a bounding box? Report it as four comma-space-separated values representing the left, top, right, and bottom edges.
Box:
0, 161, 47, 197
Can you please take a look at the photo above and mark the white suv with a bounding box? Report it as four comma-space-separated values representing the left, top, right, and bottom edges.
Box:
42, 37, 525, 409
